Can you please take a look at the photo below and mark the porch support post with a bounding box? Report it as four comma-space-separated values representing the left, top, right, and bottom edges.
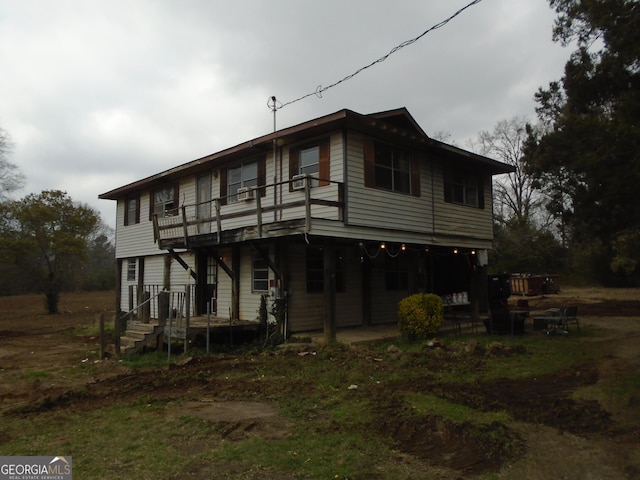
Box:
323, 238, 336, 342
232, 245, 241, 321
361, 255, 372, 326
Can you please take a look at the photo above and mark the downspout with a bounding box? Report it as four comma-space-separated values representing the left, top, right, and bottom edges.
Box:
430, 158, 436, 235
342, 129, 349, 225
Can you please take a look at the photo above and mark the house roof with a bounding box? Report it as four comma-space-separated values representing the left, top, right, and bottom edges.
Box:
98, 107, 514, 200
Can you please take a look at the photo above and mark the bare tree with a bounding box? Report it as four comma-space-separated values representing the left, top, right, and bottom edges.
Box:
471, 117, 544, 225
0, 127, 25, 200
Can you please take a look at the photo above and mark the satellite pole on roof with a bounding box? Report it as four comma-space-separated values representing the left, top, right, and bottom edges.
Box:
268, 96, 279, 221
268, 96, 278, 133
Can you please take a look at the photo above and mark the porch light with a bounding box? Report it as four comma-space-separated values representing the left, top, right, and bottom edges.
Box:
453, 248, 458, 254
401, 244, 406, 251
380, 242, 386, 249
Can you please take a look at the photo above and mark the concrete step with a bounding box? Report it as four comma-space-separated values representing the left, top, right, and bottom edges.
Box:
125, 331, 147, 341
120, 324, 164, 355
126, 322, 157, 333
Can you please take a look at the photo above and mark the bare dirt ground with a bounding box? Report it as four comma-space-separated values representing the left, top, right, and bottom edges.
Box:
1, 288, 639, 479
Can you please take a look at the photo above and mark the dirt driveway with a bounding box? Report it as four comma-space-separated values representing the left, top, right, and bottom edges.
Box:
1, 288, 639, 479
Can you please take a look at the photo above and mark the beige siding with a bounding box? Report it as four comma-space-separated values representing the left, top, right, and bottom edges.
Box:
431, 163, 493, 242
345, 133, 435, 235
368, 254, 407, 325
336, 247, 363, 328
238, 245, 270, 321
215, 247, 232, 318
169, 252, 196, 290
344, 132, 493, 247
115, 177, 197, 259
286, 244, 363, 332
118, 254, 166, 312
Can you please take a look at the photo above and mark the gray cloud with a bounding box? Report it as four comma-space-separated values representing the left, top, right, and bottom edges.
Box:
0, 0, 567, 228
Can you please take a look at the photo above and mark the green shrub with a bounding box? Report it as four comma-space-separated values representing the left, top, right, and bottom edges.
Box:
397, 293, 444, 339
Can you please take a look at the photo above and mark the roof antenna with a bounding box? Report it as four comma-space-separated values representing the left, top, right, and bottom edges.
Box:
267, 96, 278, 133
268, 96, 279, 221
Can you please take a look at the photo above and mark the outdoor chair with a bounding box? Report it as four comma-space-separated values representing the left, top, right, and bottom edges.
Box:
560, 306, 580, 332
541, 306, 580, 334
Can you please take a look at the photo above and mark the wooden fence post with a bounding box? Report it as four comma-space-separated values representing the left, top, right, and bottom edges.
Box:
114, 313, 121, 357
157, 291, 169, 352
96, 313, 105, 360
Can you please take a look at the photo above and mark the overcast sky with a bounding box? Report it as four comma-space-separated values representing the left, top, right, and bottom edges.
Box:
0, 0, 569, 229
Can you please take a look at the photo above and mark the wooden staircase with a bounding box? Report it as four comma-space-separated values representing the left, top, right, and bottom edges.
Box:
121, 321, 165, 355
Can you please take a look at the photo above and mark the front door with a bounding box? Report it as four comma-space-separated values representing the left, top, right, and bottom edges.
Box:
197, 252, 218, 315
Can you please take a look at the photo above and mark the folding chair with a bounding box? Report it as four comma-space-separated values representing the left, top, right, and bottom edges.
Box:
560, 306, 580, 332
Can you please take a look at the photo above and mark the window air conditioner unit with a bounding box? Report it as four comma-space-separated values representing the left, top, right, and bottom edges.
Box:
292, 173, 312, 190
237, 187, 255, 201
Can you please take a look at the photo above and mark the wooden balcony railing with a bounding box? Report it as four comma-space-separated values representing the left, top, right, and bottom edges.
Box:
152, 176, 344, 247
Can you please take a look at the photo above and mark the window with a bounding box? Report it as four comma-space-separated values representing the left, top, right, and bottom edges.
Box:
444, 171, 484, 208
306, 247, 324, 293
385, 256, 408, 291
364, 140, 420, 196
299, 145, 320, 176
219, 156, 265, 205
124, 194, 140, 226
151, 185, 178, 219
228, 161, 258, 202
206, 256, 217, 285
127, 259, 136, 281
289, 139, 330, 188
252, 253, 269, 292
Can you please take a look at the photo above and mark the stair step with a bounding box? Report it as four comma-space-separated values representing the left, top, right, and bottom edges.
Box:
125, 331, 147, 341
120, 325, 164, 355
127, 323, 157, 333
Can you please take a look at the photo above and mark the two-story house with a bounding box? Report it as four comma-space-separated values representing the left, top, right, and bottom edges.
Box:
99, 107, 513, 338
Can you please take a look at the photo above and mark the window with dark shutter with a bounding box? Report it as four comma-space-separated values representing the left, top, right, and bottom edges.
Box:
124, 194, 140, 226
443, 170, 485, 209
289, 138, 330, 190
221, 156, 266, 203
150, 184, 179, 220
363, 139, 418, 196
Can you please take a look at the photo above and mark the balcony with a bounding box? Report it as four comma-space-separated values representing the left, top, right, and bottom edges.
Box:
152, 176, 344, 249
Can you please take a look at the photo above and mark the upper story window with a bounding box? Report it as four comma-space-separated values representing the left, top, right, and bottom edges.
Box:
364, 139, 420, 197
299, 146, 320, 176
220, 155, 266, 205
444, 171, 485, 208
374, 143, 411, 194
289, 138, 330, 189
228, 161, 258, 202
124, 194, 140, 226
150, 184, 178, 219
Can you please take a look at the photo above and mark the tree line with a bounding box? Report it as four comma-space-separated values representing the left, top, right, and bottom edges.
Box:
0, 130, 115, 313
477, 0, 640, 287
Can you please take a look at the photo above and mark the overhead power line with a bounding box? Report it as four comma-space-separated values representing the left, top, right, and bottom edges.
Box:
273, 0, 484, 111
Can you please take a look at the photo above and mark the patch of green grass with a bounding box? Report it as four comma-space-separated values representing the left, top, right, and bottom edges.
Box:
405, 392, 511, 425
1, 402, 217, 479
21, 370, 53, 380
212, 430, 395, 479
120, 350, 183, 368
